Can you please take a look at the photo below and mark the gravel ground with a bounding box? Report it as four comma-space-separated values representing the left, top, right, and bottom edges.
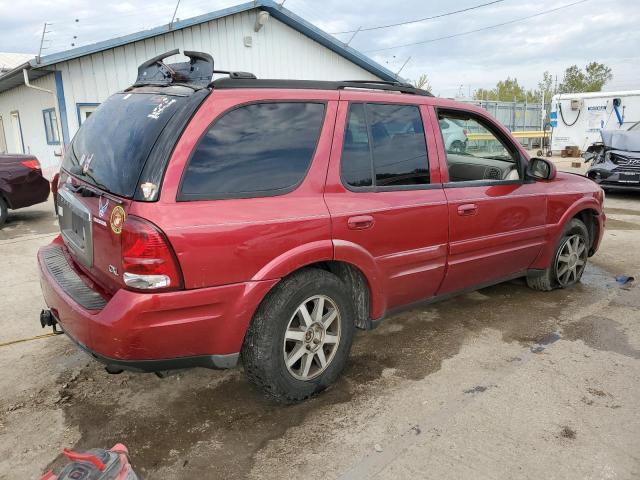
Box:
0, 164, 638, 479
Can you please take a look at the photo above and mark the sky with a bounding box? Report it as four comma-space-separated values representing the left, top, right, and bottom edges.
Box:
0, 0, 638, 97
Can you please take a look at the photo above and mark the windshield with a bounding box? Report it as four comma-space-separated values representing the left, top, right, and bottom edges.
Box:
63, 92, 188, 198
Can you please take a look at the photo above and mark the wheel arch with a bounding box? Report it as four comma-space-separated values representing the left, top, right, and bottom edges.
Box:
572, 208, 600, 255
530, 198, 602, 270
248, 240, 384, 333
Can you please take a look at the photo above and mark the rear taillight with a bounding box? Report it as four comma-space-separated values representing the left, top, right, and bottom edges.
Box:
121, 216, 183, 291
463, 129, 469, 138
51, 172, 60, 196
21, 159, 41, 170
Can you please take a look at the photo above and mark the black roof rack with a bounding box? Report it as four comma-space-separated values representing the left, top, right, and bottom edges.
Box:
209, 77, 433, 96
134, 49, 215, 88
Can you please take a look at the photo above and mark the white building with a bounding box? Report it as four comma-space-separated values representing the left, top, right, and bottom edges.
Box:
550, 90, 640, 153
0, 0, 395, 178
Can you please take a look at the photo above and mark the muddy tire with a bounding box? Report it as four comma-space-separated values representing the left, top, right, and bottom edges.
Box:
242, 269, 355, 404
527, 218, 589, 291
0, 197, 8, 228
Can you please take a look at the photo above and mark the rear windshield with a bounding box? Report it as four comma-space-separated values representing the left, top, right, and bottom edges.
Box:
63, 92, 188, 197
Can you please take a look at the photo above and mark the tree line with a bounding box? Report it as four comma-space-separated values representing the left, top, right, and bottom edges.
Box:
411, 62, 613, 102
472, 62, 613, 103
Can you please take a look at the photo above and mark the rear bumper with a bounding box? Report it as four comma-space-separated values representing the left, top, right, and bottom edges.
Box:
6, 174, 50, 210
38, 238, 277, 370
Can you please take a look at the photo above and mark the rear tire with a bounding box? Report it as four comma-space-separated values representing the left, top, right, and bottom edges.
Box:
527, 218, 589, 291
242, 269, 355, 404
0, 197, 8, 228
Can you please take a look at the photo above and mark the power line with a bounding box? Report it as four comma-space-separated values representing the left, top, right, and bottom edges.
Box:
330, 0, 504, 34
366, 0, 590, 53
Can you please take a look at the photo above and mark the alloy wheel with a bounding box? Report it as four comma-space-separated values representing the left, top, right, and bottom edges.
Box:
283, 295, 341, 381
556, 234, 587, 287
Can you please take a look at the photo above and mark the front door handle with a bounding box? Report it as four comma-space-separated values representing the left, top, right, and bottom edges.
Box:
457, 203, 478, 216
348, 215, 374, 230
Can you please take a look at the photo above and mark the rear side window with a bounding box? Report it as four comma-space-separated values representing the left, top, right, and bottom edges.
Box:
341, 103, 430, 189
180, 102, 325, 200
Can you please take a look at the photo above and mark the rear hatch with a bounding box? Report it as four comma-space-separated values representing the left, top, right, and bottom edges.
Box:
57, 86, 206, 294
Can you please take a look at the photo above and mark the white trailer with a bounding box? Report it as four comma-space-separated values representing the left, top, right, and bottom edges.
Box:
550, 90, 640, 153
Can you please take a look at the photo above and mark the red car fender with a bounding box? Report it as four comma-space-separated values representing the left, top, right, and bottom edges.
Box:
251, 240, 334, 282
333, 239, 386, 319
530, 196, 603, 270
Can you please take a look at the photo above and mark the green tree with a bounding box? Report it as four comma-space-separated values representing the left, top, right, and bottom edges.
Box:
559, 62, 612, 93
412, 74, 432, 91
584, 62, 613, 91
473, 77, 537, 102
537, 70, 554, 102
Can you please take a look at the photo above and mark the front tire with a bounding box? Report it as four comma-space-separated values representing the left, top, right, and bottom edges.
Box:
0, 197, 8, 228
242, 269, 355, 403
527, 218, 589, 291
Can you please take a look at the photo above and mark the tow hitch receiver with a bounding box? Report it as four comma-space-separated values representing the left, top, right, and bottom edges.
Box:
40, 309, 63, 334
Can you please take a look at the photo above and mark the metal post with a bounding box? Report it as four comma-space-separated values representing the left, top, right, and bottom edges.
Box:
37, 23, 49, 64
396, 56, 411, 77
169, 0, 181, 30
345, 26, 362, 46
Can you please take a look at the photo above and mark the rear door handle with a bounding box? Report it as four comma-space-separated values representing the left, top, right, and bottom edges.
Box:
457, 203, 478, 216
348, 215, 374, 230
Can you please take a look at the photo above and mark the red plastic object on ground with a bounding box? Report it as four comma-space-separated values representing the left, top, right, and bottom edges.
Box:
40, 444, 138, 480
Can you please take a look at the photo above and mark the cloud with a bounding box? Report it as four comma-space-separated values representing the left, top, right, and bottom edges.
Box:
1, 0, 638, 95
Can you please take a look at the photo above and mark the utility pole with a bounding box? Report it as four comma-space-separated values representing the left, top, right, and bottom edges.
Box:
37, 22, 51, 64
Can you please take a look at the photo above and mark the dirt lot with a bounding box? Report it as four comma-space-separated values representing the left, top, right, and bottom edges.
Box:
1, 165, 639, 479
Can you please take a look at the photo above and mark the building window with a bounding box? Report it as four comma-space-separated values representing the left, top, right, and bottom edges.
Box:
42, 108, 60, 145
77, 103, 100, 126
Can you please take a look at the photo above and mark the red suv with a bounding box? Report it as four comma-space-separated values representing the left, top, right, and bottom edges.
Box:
39, 51, 605, 402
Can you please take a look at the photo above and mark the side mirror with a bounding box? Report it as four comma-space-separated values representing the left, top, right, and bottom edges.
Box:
526, 157, 556, 181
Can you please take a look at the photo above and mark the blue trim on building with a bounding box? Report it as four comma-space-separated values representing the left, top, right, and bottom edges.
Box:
76, 103, 100, 126
29, 0, 397, 82
54, 71, 70, 145
42, 108, 61, 145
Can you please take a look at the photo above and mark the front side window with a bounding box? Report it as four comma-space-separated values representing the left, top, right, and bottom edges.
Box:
180, 102, 325, 200
341, 103, 430, 189
438, 111, 520, 183
42, 108, 60, 145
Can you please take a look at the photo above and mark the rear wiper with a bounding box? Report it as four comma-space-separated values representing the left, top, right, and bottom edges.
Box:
67, 166, 111, 195
67, 184, 97, 197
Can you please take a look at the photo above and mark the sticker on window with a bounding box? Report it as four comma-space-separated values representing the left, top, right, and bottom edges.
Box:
147, 97, 177, 120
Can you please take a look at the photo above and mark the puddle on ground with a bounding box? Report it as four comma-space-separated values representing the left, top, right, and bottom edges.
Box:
563, 316, 640, 360
603, 218, 640, 231
604, 207, 640, 217
48, 263, 617, 478
0, 208, 58, 240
